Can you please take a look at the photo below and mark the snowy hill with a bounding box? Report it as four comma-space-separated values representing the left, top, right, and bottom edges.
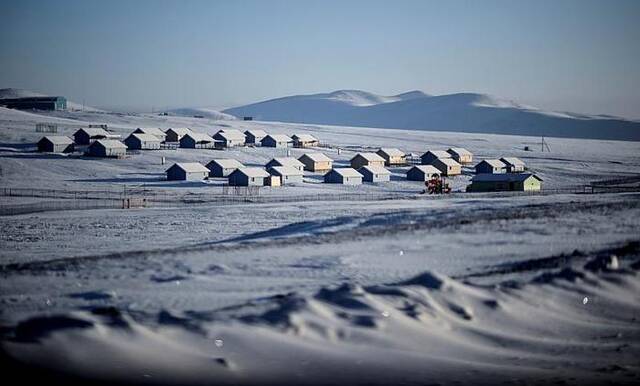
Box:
0, 88, 103, 112
162, 107, 237, 120
224, 90, 640, 141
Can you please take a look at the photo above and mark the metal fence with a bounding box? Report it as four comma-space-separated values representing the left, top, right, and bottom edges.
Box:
0, 199, 141, 216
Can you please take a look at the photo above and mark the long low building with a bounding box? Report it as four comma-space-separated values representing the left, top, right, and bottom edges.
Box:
358, 165, 391, 182
165, 128, 192, 142
0, 96, 67, 111
228, 167, 270, 186
268, 166, 304, 185
324, 168, 363, 185
73, 128, 117, 145
298, 153, 333, 172
180, 132, 217, 149
86, 140, 127, 157
124, 133, 162, 150
261, 134, 292, 148
376, 148, 406, 166
166, 163, 210, 181
467, 173, 542, 192
406, 165, 441, 181
37, 136, 74, 153
206, 158, 245, 177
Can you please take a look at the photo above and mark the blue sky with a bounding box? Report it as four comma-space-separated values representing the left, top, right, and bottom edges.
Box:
1, 0, 639, 118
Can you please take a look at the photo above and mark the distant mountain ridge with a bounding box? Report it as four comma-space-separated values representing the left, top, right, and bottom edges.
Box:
223, 89, 640, 141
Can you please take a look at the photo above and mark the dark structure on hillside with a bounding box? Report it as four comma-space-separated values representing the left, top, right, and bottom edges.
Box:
0, 96, 67, 111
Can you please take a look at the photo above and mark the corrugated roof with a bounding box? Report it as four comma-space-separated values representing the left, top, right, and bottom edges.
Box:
500, 157, 526, 167
268, 166, 303, 176
207, 158, 244, 169
423, 150, 451, 159
447, 147, 472, 156
330, 168, 363, 178
135, 127, 165, 136
352, 152, 385, 162
478, 159, 507, 168
410, 165, 441, 175
234, 167, 270, 178
472, 173, 542, 182
128, 133, 161, 142
377, 148, 405, 157
94, 140, 127, 149
268, 157, 304, 168
300, 152, 332, 162
42, 136, 73, 145
358, 165, 391, 175
292, 133, 318, 142
170, 162, 209, 173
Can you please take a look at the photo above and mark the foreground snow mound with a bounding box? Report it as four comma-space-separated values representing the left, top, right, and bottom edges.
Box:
2, 254, 639, 385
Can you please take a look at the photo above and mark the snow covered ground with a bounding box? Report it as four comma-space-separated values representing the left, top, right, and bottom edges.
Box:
1, 107, 639, 385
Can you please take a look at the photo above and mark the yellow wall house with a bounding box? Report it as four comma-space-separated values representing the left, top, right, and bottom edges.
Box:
467, 173, 542, 192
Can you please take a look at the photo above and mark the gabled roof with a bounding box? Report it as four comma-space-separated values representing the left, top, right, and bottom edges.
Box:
214, 130, 245, 140
167, 162, 209, 173
127, 133, 161, 142
500, 157, 526, 167
232, 167, 270, 178
41, 136, 73, 145
477, 159, 507, 168
358, 165, 391, 175
351, 152, 385, 162
263, 134, 292, 142
76, 127, 109, 137
472, 173, 542, 182
165, 127, 192, 135
244, 129, 267, 137
134, 127, 165, 136
433, 158, 461, 167
206, 158, 244, 169
422, 150, 451, 159
447, 147, 472, 156
299, 152, 332, 162
328, 168, 363, 178
409, 165, 441, 175
93, 140, 127, 149
184, 132, 215, 142
292, 133, 318, 142
268, 157, 304, 168
377, 148, 405, 157
268, 166, 303, 176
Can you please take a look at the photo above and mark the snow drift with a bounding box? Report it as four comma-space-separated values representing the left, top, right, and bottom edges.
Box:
224, 90, 640, 141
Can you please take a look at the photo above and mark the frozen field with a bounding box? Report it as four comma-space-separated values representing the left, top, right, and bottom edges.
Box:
1, 107, 640, 385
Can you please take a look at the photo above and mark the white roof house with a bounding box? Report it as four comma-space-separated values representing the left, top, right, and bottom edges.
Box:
331, 168, 363, 178
217, 128, 246, 138
236, 167, 270, 178
377, 148, 404, 157
244, 129, 268, 137
266, 157, 305, 171
268, 134, 292, 142
42, 136, 73, 145
172, 162, 210, 173
301, 152, 332, 162
268, 166, 303, 176
500, 157, 526, 168
447, 147, 472, 156
208, 159, 244, 169
134, 127, 166, 137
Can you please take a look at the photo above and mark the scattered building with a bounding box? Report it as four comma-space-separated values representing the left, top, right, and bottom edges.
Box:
420, 150, 451, 165
86, 140, 127, 158
265, 157, 305, 172
268, 166, 304, 185
73, 128, 112, 145
500, 157, 526, 173
206, 158, 245, 177
0, 96, 66, 111
123, 133, 161, 150
406, 165, 441, 181
350, 152, 385, 169
447, 147, 473, 164
133, 127, 167, 142
179, 132, 217, 149
376, 148, 406, 166
431, 158, 462, 176
37, 136, 74, 153
467, 173, 542, 192
244, 129, 267, 145
213, 130, 246, 148
228, 167, 270, 186
261, 134, 292, 148
324, 168, 363, 185
358, 165, 391, 182
475, 159, 507, 174
165, 128, 192, 142
292, 133, 319, 148
166, 162, 210, 181
298, 153, 333, 172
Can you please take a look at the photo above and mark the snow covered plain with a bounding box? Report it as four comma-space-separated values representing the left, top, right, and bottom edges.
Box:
1, 107, 640, 385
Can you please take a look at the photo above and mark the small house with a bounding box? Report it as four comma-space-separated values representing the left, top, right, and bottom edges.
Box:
292, 133, 319, 148
133, 127, 166, 142
213, 130, 246, 148
265, 157, 305, 172
228, 167, 270, 186
406, 165, 441, 181
467, 173, 542, 192
376, 148, 406, 166
86, 140, 127, 158
298, 153, 333, 172
358, 165, 391, 182
420, 150, 451, 165
179, 132, 217, 149
123, 133, 161, 150
165, 128, 192, 142
206, 158, 245, 177
37, 136, 74, 153
447, 147, 473, 164
166, 162, 210, 181
350, 153, 385, 170
261, 134, 292, 148
268, 166, 304, 185
324, 168, 363, 185
475, 159, 507, 174
73, 128, 110, 145
432, 158, 462, 176
244, 129, 267, 145
500, 157, 526, 173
